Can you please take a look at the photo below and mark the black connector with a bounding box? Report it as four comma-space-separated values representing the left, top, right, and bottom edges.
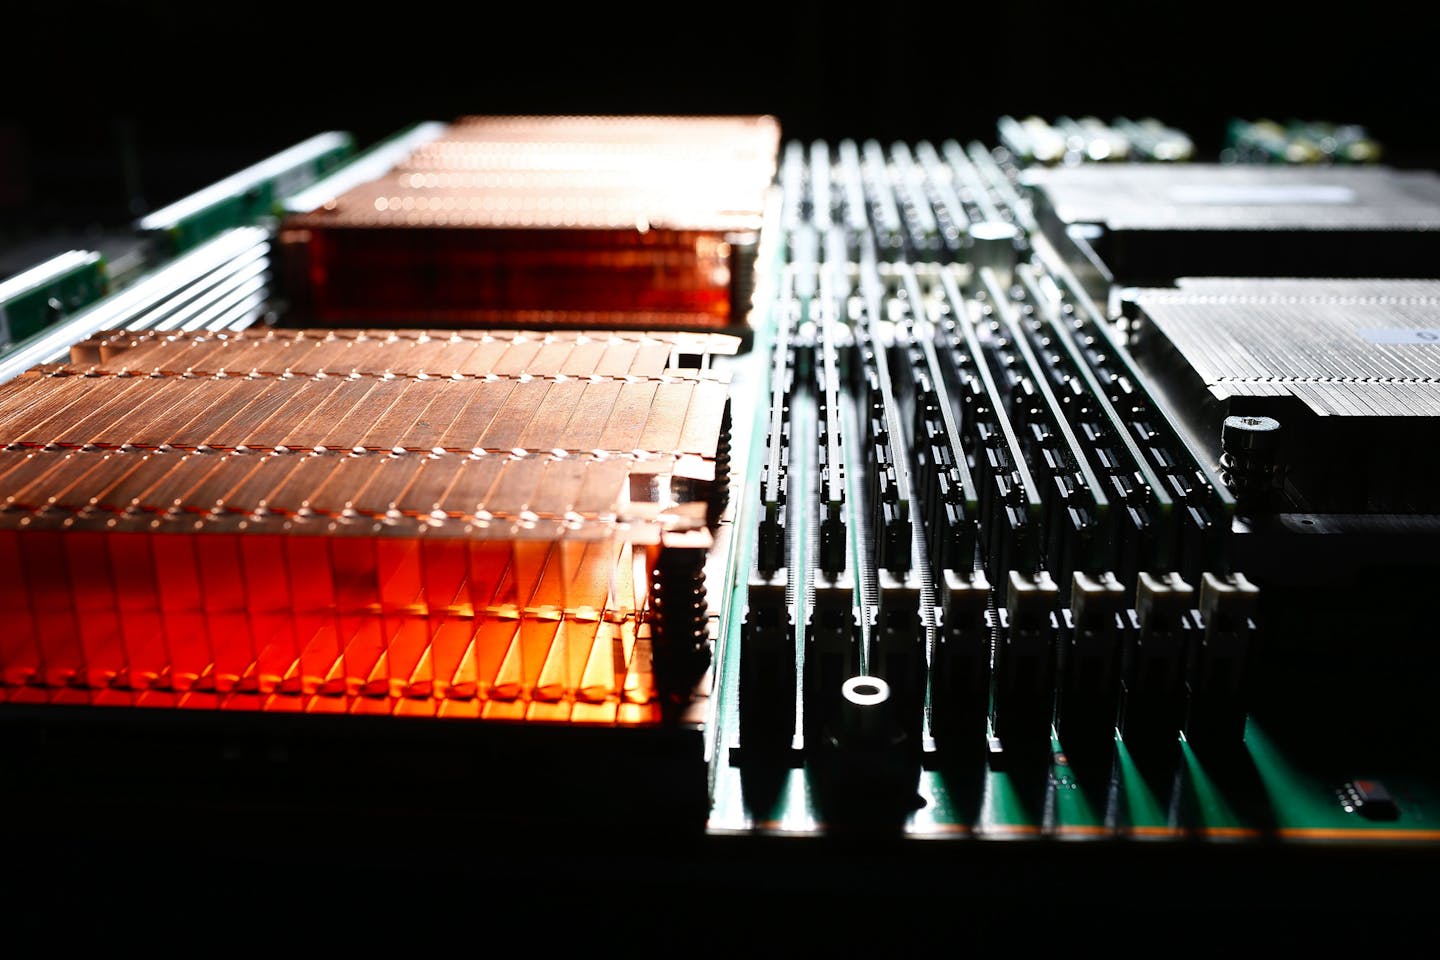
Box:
992, 570, 1061, 747
1119, 571, 1194, 752
1057, 571, 1125, 749
1184, 572, 1259, 747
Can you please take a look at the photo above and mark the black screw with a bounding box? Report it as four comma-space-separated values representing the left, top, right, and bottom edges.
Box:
1220, 415, 1282, 507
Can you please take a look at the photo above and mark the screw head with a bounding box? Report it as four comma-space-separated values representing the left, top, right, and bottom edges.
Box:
1222, 414, 1281, 452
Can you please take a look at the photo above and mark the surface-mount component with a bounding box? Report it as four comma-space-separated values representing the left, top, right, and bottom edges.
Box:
1339, 779, 1402, 821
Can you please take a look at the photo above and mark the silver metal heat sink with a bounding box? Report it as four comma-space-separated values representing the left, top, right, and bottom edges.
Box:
1129, 278, 1440, 418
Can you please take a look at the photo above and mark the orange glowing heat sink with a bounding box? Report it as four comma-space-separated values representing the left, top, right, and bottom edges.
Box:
280, 115, 779, 327
0, 328, 734, 724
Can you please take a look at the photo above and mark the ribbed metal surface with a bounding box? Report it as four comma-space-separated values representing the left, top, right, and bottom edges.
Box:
1132, 279, 1440, 416
1029, 164, 1440, 230
292, 116, 778, 232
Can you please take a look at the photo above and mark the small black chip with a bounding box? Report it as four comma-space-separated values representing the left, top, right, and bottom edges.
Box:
1339, 779, 1401, 821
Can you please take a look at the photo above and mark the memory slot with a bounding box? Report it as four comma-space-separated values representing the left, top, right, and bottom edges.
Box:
857, 263, 992, 748
859, 140, 906, 261
757, 271, 796, 574
1018, 251, 1247, 745
910, 327, 994, 744
977, 267, 1111, 593
803, 270, 858, 742
1012, 265, 1172, 588
835, 140, 871, 238
850, 284, 915, 575
809, 141, 834, 233
887, 142, 942, 261
936, 268, 1042, 584
741, 271, 801, 749
912, 142, 972, 256
953, 140, 1038, 257
881, 263, 984, 581
815, 271, 849, 577
967, 268, 1133, 747
850, 274, 928, 728
929, 265, 1069, 746
780, 141, 807, 234
889, 331, 978, 576
941, 141, 1009, 228
790, 229, 820, 312
1032, 237, 1235, 580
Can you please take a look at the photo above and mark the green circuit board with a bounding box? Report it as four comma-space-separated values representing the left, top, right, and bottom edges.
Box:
703, 138, 1440, 843
0, 250, 106, 348
136, 131, 353, 254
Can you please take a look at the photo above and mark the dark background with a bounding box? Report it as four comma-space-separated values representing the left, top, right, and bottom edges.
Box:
0, 0, 1433, 245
